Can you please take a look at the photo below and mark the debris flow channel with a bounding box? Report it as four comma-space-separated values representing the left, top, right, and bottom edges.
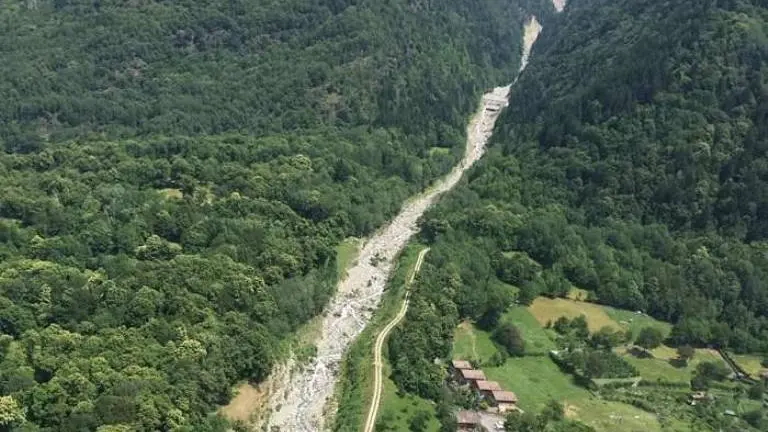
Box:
265, 16, 543, 432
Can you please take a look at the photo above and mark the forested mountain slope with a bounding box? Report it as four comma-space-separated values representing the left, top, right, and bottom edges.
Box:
492, 0, 768, 347
0, 0, 554, 430
389, 0, 768, 408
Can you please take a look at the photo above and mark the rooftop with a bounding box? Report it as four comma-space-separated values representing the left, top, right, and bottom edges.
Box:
460, 369, 486, 381
456, 410, 480, 425
475, 380, 502, 391
690, 391, 708, 400
491, 390, 518, 403
452, 360, 473, 370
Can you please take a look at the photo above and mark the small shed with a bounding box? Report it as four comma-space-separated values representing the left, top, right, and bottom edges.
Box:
490, 390, 518, 413
456, 410, 481, 431
450, 360, 474, 382
452, 360, 473, 370
688, 391, 710, 405
457, 369, 486, 385
473, 380, 502, 398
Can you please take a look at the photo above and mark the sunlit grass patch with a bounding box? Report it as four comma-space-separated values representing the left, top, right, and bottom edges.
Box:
529, 297, 620, 332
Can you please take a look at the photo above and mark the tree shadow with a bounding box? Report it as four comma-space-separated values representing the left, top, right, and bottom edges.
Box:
627, 346, 654, 359
668, 358, 688, 369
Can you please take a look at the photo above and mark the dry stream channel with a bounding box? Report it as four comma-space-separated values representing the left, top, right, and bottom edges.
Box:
262, 16, 544, 432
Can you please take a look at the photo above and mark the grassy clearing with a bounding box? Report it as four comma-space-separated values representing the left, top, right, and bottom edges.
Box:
573, 399, 660, 432
428, 146, 452, 156
616, 346, 723, 383
483, 357, 660, 432
376, 358, 440, 432
529, 297, 621, 332
333, 243, 429, 432
484, 356, 589, 410
729, 353, 765, 376
453, 321, 660, 432
454, 321, 498, 363
567, 287, 589, 301
602, 307, 672, 339
158, 187, 183, 199
592, 307, 728, 384
453, 307, 555, 362
502, 307, 557, 354
336, 237, 362, 280
528, 297, 673, 340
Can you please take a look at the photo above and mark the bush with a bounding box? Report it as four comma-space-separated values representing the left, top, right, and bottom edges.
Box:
409, 411, 430, 432
690, 374, 709, 391
517, 282, 539, 306
590, 326, 624, 350
539, 399, 565, 423
743, 409, 764, 429
748, 382, 765, 400
635, 327, 664, 351
676, 345, 695, 364
493, 322, 525, 357
695, 361, 730, 382
487, 350, 508, 367
560, 349, 638, 379
552, 316, 589, 340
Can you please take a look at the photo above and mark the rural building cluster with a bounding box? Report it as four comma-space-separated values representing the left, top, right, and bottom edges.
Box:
451, 360, 522, 431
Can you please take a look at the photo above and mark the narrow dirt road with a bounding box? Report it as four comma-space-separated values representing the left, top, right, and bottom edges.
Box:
265, 17, 542, 432
363, 247, 429, 432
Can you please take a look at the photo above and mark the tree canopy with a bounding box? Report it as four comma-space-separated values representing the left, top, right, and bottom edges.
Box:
388, 0, 768, 423
635, 327, 664, 352
0, 0, 551, 430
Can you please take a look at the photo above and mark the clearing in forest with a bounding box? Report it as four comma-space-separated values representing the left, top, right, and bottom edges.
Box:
729, 353, 765, 377
616, 346, 723, 383
528, 297, 621, 332
567, 287, 589, 301
158, 188, 183, 200
335, 237, 362, 280
484, 358, 659, 432
601, 307, 672, 338
220, 384, 264, 423
375, 361, 441, 432
454, 321, 497, 362
452, 321, 661, 432
502, 307, 557, 354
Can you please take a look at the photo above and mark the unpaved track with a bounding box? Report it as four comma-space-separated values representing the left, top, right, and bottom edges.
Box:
265, 17, 542, 432
363, 247, 429, 432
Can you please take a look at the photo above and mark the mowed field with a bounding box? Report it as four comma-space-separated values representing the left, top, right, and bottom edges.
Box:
503, 307, 557, 354
453, 306, 661, 432
528, 297, 622, 332
729, 353, 766, 377
617, 346, 723, 383
529, 296, 673, 338
526, 296, 731, 383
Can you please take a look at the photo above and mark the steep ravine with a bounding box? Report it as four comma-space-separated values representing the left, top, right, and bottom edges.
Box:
263, 16, 543, 432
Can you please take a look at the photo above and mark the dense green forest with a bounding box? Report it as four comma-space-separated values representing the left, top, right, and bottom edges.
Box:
0, 0, 555, 430
389, 0, 768, 430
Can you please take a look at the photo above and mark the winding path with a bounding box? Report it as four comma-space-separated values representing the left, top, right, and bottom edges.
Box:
364, 247, 429, 432
264, 16, 542, 432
